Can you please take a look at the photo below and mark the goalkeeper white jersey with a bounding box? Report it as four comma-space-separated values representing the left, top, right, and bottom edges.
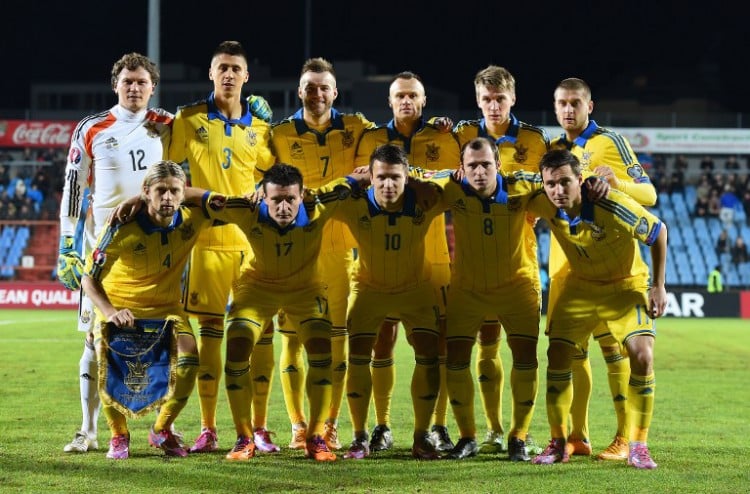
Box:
59, 104, 172, 240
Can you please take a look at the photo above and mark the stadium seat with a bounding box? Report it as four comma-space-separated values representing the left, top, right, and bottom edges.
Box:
657, 192, 671, 208
539, 268, 549, 291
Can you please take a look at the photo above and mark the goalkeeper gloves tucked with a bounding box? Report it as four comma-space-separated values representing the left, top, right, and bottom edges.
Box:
57, 235, 84, 291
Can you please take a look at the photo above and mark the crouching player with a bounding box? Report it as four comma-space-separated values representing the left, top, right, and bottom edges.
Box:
82, 160, 226, 459
529, 149, 667, 469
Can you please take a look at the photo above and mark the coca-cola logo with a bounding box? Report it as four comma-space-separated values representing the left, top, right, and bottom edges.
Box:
10, 122, 74, 147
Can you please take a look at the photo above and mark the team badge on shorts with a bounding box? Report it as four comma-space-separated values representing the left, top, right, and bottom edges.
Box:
99, 318, 177, 418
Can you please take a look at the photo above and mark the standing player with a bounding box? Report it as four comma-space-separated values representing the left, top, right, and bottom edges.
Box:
548, 78, 657, 460
453, 65, 549, 454
168, 40, 276, 453
58, 52, 172, 453
82, 160, 222, 459
266, 57, 375, 450
354, 72, 460, 452
340, 144, 445, 460
429, 138, 543, 461
529, 149, 666, 469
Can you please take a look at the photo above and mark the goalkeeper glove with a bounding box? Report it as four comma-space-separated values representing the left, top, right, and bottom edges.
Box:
247, 94, 273, 123
57, 235, 84, 291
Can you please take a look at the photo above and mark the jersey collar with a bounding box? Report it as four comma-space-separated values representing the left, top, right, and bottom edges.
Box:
460, 174, 508, 205
257, 200, 311, 235
206, 91, 253, 136
557, 119, 599, 149
366, 186, 419, 218
135, 208, 185, 234
385, 117, 426, 154
479, 113, 520, 145
554, 184, 595, 234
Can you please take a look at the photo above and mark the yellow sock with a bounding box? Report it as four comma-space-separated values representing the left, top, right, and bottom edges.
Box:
411, 355, 439, 434
306, 352, 332, 437
250, 331, 275, 428
346, 353, 372, 434
280, 335, 306, 425
446, 362, 475, 438
546, 368, 573, 439
155, 352, 198, 431
196, 326, 223, 431
476, 339, 503, 433
628, 372, 655, 443
569, 352, 592, 440
371, 357, 394, 427
509, 365, 538, 438
603, 350, 631, 438
103, 406, 128, 436
225, 359, 253, 438
328, 330, 347, 421
431, 357, 449, 426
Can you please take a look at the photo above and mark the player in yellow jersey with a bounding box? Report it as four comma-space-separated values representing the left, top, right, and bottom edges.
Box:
81, 160, 225, 460
453, 65, 549, 455
266, 58, 375, 450
548, 78, 657, 460
529, 149, 666, 469
182, 164, 366, 462
422, 137, 543, 461
338, 144, 445, 460
354, 72, 460, 452
168, 40, 277, 453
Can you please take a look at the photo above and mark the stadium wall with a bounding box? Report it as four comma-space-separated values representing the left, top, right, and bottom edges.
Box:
1, 282, 748, 319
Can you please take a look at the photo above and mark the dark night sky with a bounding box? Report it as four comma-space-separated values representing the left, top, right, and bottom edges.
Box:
4, 1, 749, 114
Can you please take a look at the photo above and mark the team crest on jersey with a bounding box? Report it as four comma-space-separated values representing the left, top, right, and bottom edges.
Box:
342, 129, 355, 149
627, 164, 644, 178
196, 127, 209, 142
80, 308, 92, 324
425, 143, 440, 162
513, 144, 528, 163
507, 197, 521, 212
250, 226, 263, 238
590, 223, 606, 240
143, 122, 161, 138
452, 198, 466, 211
580, 151, 593, 170
180, 223, 195, 241
134, 243, 146, 256
104, 137, 119, 150
358, 215, 371, 230
412, 208, 426, 225
246, 130, 258, 147
636, 217, 649, 236
68, 146, 82, 164
290, 142, 304, 160
190, 291, 199, 306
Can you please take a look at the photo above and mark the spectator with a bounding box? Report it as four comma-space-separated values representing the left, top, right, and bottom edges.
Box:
699, 155, 715, 172
0, 163, 9, 188
694, 194, 710, 218
668, 170, 685, 194
707, 188, 721, 217
673, 154, 689, 172
719, 183, 741, 230
707, 265, 723, 293
725, 156, 740, 170
731, 237, 748, 266
31, 169, 51, 198
742, 188, 750, 226
716, 229, 730, 256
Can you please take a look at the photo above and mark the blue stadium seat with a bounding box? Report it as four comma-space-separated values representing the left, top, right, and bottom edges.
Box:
539, 268, 549, 291
684, 185, 697, 213
657, 192, 671, 208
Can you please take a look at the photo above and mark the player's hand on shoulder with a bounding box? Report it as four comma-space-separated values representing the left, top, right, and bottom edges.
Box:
585, 175, 610, 202
111, 195, 145, 225
247, 94, 273, 123
433, 116, 454, 133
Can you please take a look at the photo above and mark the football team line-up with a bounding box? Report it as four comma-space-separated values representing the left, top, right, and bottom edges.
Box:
55, 40, 667, 468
